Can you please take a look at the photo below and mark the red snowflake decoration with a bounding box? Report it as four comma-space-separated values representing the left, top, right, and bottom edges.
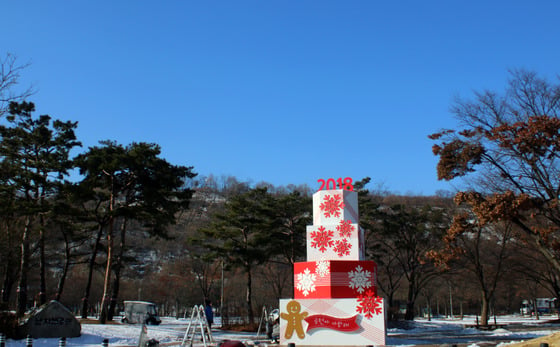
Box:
319, 194, 345, 218
333, 238, 352, 257
337, 220, 355, 238
310, 226, 334, 252
356, 290, 383, 319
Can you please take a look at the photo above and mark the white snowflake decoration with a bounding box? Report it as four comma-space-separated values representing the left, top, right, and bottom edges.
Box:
296, 268, 317, 296
316, 260, 330, 278
348, 265, 372, 294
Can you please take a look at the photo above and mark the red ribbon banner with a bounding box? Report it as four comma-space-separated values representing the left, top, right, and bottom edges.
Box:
304, 314, 360, 332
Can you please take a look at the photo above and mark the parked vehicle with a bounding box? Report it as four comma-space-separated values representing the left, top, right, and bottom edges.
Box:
121, 301, 161, 325
520, 298, 557, 315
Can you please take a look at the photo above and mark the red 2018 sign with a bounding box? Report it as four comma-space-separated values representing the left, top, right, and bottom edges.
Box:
317, 177, 353, 191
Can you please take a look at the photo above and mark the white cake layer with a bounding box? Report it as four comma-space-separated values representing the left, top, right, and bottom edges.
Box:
279, 297, 386, 346
313, 189, 359, 226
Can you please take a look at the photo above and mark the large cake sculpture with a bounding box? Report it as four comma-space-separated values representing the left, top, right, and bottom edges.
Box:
279, 185, 386, 346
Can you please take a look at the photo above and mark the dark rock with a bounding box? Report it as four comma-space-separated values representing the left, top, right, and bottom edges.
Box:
22, 300, 81, 338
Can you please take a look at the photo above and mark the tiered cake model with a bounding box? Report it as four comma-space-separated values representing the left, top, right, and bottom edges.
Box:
279, 189, 386, 346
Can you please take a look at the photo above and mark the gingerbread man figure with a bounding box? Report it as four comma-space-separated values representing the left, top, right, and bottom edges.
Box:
280, 300, 308, 339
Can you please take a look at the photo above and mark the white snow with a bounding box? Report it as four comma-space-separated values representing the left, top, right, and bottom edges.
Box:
2, 314, 558, 346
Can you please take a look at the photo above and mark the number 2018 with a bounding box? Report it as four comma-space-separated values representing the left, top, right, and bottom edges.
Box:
317, 177, 353, 191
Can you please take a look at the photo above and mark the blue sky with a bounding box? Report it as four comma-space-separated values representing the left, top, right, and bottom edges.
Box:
3, 1, 560, 195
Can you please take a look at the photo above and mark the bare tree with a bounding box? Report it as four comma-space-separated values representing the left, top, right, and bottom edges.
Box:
430, 69, 560, 290
428, 211, 516, 326
0, 53, 34, 116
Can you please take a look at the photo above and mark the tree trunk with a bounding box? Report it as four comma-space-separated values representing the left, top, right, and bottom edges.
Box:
38, 225, 47, 305
99, 176, 117, 324
533, 298, 540, 320
81, 225, 104, 319
54, 231, 71, 301
16, 217, 31, 317
404, 276, 416, 321
108, 219, 127, 321
1, 224, 15, 306
480, 291, 490, 326
426, 298, 432, 321
99, 216, 114, 324
386, 292, 396, 321
1, 240, 18, 306
449, 284, 454, 318
405, 301, 414, 320
246, 263, 253, 324
38, 188, 47, 306
1, 267, 11, 304
107, 273, 119, 322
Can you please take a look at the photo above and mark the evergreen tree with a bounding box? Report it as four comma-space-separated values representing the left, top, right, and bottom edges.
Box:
199, 187, 273, 324
75, 141, 196, 323
368, 202, 448, 320
0, 101, 80, 315
263, 190, 311, 298
268, 191, 311, 266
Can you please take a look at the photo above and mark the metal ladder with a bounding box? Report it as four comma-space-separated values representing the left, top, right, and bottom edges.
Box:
181, 305, 214, 347
256, 306, 269, 340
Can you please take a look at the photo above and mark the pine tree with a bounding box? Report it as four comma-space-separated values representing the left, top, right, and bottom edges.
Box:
75, 141, 196, 323
199, 187, 273, 324
0, 101, 80, 315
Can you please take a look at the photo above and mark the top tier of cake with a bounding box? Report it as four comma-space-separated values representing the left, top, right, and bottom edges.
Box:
312, 189, 359, 226
308, 189, 365, 261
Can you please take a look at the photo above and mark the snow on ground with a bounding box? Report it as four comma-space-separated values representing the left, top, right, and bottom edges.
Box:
386, 315, 560, 346
3, 314, 560, 346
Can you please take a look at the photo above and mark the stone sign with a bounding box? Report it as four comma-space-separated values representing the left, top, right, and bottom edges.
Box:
25, 300, 81, 338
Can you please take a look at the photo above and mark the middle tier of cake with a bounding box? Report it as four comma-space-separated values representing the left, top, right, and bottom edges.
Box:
294, 260, 377, 299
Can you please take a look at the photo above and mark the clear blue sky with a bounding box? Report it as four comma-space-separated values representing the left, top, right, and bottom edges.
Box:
3, 1, 559, 195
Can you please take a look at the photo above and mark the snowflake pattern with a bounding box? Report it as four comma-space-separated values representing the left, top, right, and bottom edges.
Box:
310, 226, 334, 252
356, 290, 383, 319
348, 265, 372, 293
333, 239, 352, 257
315, 259, 330, 277
319, 194, 345, 218
337, 220, 355, 238
296, 268, 317, 296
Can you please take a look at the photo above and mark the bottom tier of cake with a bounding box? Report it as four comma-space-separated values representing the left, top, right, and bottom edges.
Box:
279, 297, 386, 346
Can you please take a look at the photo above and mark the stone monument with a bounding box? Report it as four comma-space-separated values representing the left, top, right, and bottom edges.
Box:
24, 300, 81, 338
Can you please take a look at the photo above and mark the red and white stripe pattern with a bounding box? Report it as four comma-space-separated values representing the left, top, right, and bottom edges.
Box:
294, 261, 377, 299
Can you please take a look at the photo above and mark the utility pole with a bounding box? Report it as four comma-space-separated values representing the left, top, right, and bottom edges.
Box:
449, 282, 454, 318
220, 260, 224, 326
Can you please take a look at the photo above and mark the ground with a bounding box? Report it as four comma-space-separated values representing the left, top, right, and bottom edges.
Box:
504, 331, 560, 347
3, 314, 560, 346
